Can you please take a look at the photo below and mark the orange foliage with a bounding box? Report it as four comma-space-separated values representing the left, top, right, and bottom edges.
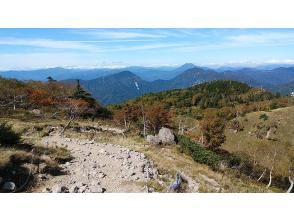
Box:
29, 89, 55, 106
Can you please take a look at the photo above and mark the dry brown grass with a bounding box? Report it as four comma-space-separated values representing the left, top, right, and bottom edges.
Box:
222, 106, 294, 178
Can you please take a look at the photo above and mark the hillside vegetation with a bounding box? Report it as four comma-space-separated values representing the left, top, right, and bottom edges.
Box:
113, 80, 294, 191
1, 76, 293, 192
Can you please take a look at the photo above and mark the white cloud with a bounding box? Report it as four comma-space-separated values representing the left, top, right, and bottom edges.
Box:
228, 32, 294, 44
0, 38, 95, 51
0, 52, 101, 70
107, 42, 185, 52
74, 29, 166, 39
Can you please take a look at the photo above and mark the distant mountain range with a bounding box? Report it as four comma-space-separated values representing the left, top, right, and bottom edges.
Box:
69, 66, 294, 105
0, 63, 196, 81
2, 63, 294, 105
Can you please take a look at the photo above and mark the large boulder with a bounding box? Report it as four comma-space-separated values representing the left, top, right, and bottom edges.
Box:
158, 127, 175, 144
146, 135, 161, 145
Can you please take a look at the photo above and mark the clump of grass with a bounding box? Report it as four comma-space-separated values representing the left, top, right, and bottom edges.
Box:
259, 113, 269, 121
47, 147, 73, 163
43, 161, 64, 176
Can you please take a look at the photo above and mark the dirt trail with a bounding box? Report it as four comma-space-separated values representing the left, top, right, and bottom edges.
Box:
39, 134, 159, 193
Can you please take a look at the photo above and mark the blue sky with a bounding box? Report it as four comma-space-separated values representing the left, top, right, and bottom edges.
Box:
1, 28, 294, 70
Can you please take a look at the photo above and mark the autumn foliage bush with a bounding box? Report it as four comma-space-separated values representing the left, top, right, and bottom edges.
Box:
113, 102, 171, 134
200, 113, 226, 149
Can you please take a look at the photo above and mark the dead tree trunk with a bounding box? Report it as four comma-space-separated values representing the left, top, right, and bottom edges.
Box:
60, 114, 75, 135
124, 117, 127, 129
257, 168, 267, 181
287, 176, 294, 193
266, 166, 273, 188
266, 149, 277, 188
141, 104, 146, 139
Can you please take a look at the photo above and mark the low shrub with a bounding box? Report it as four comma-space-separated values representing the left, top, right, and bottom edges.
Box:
0, 122, 21, 146
177, 135, 220, 169
259, 113, 269, 121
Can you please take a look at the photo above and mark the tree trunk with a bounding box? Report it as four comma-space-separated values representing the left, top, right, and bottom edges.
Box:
141, 104, 146, 139
287, 176, 294, 193
124, 117, 127, 129
266, 166, 273, 188
60, 115, 75, 135
13, 95, 16, 110
257, 168, 267, 181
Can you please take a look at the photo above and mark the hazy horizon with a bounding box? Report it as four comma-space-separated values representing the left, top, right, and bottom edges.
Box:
1, 28, 294, 70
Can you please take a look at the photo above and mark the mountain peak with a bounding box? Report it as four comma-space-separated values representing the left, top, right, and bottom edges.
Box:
176, 63, 196, 71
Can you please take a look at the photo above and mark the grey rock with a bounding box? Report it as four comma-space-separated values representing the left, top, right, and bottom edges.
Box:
38, 174, 48, 180
70, 186, 79, 193
31, 109, 41, 116
78, 185, 88, 193
52, 185, 69, 193
146, 135, 161, 145
2, 181, 16, 191
158, 127, 175, 145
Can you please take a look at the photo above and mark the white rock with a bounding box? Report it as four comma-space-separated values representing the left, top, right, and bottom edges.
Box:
98, 172, 106, 178
99, 149, 106, 154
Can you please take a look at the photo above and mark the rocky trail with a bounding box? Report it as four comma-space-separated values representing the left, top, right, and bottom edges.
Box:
39, 134, 160, 193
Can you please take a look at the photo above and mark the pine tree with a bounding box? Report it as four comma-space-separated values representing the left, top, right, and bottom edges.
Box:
72, 80, 96, 106
47, 76, 57, 83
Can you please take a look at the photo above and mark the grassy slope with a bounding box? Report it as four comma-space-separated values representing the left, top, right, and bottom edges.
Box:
222, 106, 294, 176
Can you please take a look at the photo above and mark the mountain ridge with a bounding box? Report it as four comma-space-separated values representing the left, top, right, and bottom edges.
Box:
75, 66, 294, 105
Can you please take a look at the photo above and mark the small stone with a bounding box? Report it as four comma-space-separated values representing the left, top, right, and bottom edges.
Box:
38, 174, 47, 180
78, 185, 88, 193
2, 182, 16, 191
60, 186, 69, 193
98, 172, 106, 178
99, 149, 106, 154
70, 186, 79, 193
31, 109, 41, 116
42, 188, 50, 193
